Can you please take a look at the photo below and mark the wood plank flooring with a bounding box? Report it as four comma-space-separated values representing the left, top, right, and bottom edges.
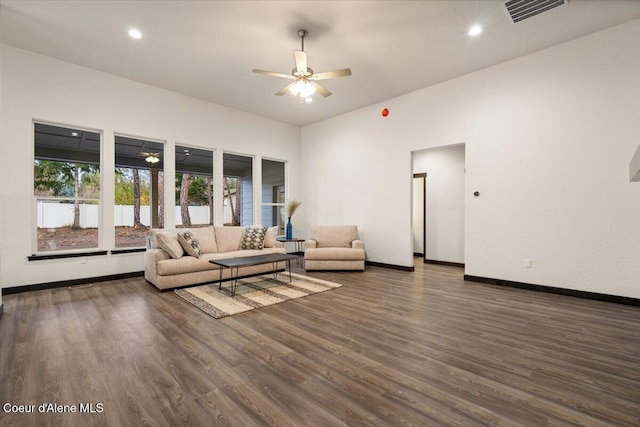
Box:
1, 260, 639, 426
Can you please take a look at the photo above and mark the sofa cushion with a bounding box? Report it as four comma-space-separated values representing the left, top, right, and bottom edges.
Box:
312, 225, 358, 248
305, 247, 365, 261
263, 226, 279, 248
155, 232, 184, 259
156, 249, 288, 276
157, 252, 231, 276
227, 247, 286, 258
177, 231, 201, 258
187, 226, 217, 253
240, 227, 267, 250
214, 226, 244, 252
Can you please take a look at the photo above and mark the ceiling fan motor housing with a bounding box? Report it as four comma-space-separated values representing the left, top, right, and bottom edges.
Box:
292, 67, 313, 78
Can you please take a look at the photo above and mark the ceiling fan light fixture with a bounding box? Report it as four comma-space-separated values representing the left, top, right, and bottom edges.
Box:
300, 83, 316, 98
145, 155, 160, 164
128, 28, 142, 39
468, 25, 482, 37
289, 80, 316, 98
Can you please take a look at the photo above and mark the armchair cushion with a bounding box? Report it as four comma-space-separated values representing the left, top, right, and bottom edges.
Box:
305, 247, 365, 261
312, 225, 358, 248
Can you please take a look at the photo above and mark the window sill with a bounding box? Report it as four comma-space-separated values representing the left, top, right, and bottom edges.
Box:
110, 247, 146, 255
28, 250, 108, 261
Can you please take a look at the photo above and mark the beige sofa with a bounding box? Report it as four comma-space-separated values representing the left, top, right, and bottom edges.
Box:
304, 225, 365, 271
145, 226, 286, 290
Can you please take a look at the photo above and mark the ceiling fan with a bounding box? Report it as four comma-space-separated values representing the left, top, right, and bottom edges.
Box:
253, 29, 352, 103
141, 151, 160, 164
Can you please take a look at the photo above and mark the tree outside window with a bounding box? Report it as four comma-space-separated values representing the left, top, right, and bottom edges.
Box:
175, 145, 214, 228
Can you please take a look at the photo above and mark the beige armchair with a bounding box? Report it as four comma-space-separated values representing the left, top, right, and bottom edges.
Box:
304, 225, 365, 271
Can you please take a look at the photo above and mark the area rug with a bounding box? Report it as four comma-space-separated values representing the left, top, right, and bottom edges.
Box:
174, 272, 342, 319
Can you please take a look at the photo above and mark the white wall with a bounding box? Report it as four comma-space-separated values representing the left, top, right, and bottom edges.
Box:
413, 145, 465, 264
0, 45, 300, 289
302, 20, 640, 298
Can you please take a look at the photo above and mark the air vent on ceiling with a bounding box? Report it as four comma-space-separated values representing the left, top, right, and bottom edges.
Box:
504, 0, 567, 23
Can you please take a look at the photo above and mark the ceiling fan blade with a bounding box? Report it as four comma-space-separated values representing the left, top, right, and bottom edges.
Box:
294, 51, 307, 74
310, 81, 331, 97
253, 69, 294, 79
312, 68, 352, 80
276, 82, 297, 96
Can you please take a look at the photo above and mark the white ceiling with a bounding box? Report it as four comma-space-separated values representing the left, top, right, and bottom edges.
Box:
1, 1, 639, 126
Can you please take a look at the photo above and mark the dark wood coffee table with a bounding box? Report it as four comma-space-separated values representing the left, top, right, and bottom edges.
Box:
209, 253, 298, 296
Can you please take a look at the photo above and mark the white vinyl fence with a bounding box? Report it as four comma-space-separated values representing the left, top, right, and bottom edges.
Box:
36, 201, 212, 228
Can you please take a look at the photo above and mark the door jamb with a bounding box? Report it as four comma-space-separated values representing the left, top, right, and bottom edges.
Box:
413, 173, 426, 259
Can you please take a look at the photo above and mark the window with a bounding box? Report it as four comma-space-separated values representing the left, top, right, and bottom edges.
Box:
223, 153, 253, 226
34, 123, 101, 252
114, 135, 164, 248
261, 159, 286, 234
175, 145, 214, 228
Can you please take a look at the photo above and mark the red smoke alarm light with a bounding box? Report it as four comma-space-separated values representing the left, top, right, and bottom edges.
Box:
381, 108, 389, 117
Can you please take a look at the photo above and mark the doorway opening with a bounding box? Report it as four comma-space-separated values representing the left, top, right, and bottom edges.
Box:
412, 144, 465, 267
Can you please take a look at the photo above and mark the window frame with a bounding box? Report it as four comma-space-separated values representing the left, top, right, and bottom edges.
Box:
260, 157, 287, 234
113, 133, 166, 249
222, 151, 255, 226
175, 143, 215, 228
32, 121, 103, 255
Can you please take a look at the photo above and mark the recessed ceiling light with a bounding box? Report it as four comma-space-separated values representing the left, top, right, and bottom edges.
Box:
128, 28, 142, 39
468, 25, 482, 37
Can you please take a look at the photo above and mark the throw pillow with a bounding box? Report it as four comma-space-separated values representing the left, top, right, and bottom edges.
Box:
155, 232, 184, 259
240, 227, 267, 250
263, 226, 278, 248
177, 231, 201, 258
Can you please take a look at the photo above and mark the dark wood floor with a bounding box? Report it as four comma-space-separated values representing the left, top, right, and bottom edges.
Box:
1, 260, 639, 426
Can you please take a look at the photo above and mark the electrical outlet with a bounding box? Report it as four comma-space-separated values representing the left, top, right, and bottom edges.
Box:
81, 257, 88, 264
524, 259, 532, 268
